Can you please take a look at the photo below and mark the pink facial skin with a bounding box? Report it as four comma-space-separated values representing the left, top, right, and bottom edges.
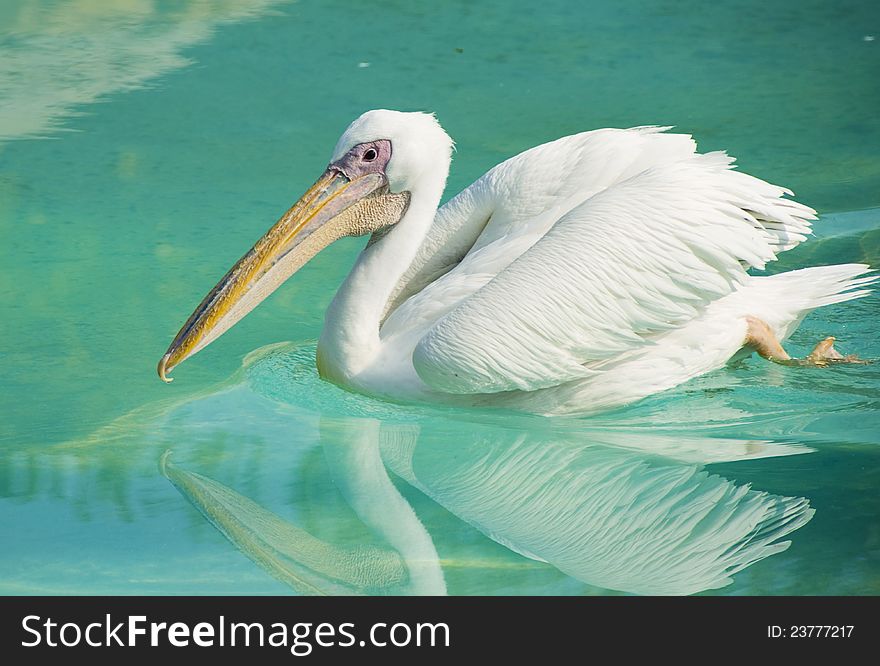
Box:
329, 139, 392, 180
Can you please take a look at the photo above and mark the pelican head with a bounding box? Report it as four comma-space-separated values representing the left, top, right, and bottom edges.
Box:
158, 110, 452, 382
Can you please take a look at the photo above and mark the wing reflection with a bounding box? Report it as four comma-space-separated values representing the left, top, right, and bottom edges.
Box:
379, 423, 814, 595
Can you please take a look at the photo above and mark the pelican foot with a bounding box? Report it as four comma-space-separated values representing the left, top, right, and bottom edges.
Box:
803, 337, 870, 366
744, 317, 869, 367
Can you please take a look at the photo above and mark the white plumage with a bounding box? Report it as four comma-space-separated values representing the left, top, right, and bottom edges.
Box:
313, 111, 872, 415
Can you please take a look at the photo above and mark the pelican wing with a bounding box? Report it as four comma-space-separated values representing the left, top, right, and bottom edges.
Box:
386, 126, 701, 314
392, 129, 815, 394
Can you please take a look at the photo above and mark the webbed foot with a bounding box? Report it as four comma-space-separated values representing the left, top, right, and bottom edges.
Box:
745, 317, 869, 367
805, 337, 869, 366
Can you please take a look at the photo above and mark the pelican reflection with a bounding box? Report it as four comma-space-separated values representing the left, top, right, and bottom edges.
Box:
163, 411, 813, 595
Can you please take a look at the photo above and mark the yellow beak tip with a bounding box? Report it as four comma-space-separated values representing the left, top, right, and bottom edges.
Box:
158, 354, 174, 383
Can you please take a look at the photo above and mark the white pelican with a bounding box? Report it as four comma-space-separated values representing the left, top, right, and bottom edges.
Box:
158, 110, 874, 415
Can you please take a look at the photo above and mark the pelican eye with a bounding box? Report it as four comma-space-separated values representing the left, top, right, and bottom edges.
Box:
363, 148, 378, 162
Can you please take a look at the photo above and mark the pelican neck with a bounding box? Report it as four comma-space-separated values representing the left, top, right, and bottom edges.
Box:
317, 173, 447, 380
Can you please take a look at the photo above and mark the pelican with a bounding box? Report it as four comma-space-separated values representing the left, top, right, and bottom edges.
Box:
158, 110, 874, 415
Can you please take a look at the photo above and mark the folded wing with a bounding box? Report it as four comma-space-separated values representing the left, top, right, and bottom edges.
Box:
393, 129, 815, 394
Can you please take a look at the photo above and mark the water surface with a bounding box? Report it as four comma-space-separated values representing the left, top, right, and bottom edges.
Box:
1, 0, 879, 595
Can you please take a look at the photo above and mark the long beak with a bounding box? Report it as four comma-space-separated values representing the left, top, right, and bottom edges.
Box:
158, 169, 397, 383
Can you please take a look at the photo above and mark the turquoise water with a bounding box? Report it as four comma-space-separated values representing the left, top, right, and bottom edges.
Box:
1, 0, 879, 595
